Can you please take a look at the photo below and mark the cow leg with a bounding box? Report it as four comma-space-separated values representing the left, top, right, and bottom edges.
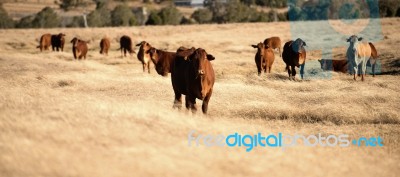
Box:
286, 65, 291, 79
173, 94, 182, 109
124, 49, 127, 57
257, 60, 262, 76
189, 97, 197, 113
147, 62, 151, 74
202, 89, 213, 114
279, 48, 281, 57
291, 65, 296, 80
300, 63, 305, 80
361, 60, 367, 81
353, 66, 357, 80
142, 63, 146, 72
371, 59, 376, 77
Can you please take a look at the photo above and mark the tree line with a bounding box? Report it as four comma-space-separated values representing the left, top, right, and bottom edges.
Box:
0, 0, 399, 29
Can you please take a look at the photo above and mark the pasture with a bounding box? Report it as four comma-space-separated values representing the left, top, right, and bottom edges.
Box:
0, 18, 399, 177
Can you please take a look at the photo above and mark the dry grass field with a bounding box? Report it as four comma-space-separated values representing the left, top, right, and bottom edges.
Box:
1, 18, 400, 177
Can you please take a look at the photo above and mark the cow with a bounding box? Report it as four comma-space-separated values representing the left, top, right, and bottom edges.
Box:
251, 42, 275, 75
171, 47, 215, 114
70, 37, 88, 60
263, 36, 282, 57
119, 35, 135, 57
136, 41, 153, 73
37, 33, 52, 52
51, 33, 66, 52
282, 38, 307, 80
100, 37, 110, 56
346, 35, 379, 81
147, 47, 176, 76
318, 59, 348, 73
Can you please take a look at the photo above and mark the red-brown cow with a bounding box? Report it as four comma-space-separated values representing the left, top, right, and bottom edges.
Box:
318, 59, 348, 73
136, 41, 153, 73
251, 42, 275, 75
171, 47, 215, 114
71, 37, 88, 60
264, 36, 282, 57
100, 37, 110, 56
148, 47, 176, 76
37, 33, 52, 52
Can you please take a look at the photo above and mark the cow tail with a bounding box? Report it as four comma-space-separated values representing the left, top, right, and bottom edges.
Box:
369, 42, 378, 59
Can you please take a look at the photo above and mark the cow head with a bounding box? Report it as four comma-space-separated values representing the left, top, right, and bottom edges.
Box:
251, 42, 265, 56
58, 33, 66, 38
291, 38, 306, 53
347, 35, 363, 51
136, 41, 151, 54
70, 37, 79, 47
188, 48, 215, 78
148, 47, 158, 63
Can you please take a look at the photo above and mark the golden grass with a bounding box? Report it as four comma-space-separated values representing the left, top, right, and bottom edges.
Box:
0, 18, 400, 177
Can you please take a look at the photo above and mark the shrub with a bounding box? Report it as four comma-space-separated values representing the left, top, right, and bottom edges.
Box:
191, 8, 213, 24
16, 15, 34, 28
158, 6, 183, 25
0, 4, 14, 28
32, 7, 60, 28
111, 4, 137, 26
146, 11, 162, 25
87, 7, 111, 27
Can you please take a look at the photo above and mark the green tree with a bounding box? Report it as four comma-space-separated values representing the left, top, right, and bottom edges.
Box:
191, 8, 213, 24
32, 7, 60, 28
16, 15, 34, 28
111, 4, 137, 26
87, 6, 111, 27
158, 6, 182, 25
0, 4, 14, 28
146, 11, 162, 25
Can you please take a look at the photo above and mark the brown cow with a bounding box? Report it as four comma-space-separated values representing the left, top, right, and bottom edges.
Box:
318, 59, 348, 73
171, 47, 215, 114
37, 33, 52, 52
100, 37, 110, 56
251, 42, 275, 75
136, 41, 153, 73
51, 33, 65, 52
147, 47, 176, 76
282, 38, 307, 80
70, 37, 88, 60
119, 35, 135, 57
264, 36, 282, 57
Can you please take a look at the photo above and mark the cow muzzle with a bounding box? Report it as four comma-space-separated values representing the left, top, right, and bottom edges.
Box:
198, 70, 205, 75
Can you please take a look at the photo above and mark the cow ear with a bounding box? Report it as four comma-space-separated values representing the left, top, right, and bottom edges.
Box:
303, 42, 307, 46
346, 38, 350, 42
251, 45, 257, 48
207, 54, 215, 61
358, 37, 363, 41
136, 42, 142, 46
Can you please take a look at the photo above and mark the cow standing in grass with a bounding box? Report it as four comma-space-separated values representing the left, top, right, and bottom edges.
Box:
119, 35, 135, 57
148, 47, 176, 76
51, 33, 66, 52
346, 35, 379, 81
136, 41, 153, 74
282, 38, 307, 80
100, 37, 110, 56
71, 37, 88, 60
251, 42, 275, 75
37, 33, 52, 52
263, 36, 282, 57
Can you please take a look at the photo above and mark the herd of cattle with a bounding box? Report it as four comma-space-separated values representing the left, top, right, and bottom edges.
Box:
37, 33, 380, 114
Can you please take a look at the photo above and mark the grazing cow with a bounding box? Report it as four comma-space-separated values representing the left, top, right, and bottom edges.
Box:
318, 59, 348, 73
51, 33, 66, 52
37, 33, 52, 52
70, 37, 88, 60
147, 47, 176, 76
282, 38, 307, 80
251, 42, 275, 75
136, 41, 153, 73
171, 47, 215, 114
119, 35, 135, 57
263, 36, 282, 57
100, 37, 110, 56
346, 35, 378, 81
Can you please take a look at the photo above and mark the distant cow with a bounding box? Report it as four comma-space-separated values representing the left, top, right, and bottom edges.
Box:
70, 37, 88, 60
264, 36, 282, 57
148, 47, 176, 76
171, 47, 215, 114
346, 35, 379, 81
251, 42, 275, 75
318, 59, 348, 73
136, 41, 153, 73
119, 35, 135, 57
37, 33, 52, 52
100, 37, 110, 56
51, 33, 66, 52
282, 38, 307, 80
